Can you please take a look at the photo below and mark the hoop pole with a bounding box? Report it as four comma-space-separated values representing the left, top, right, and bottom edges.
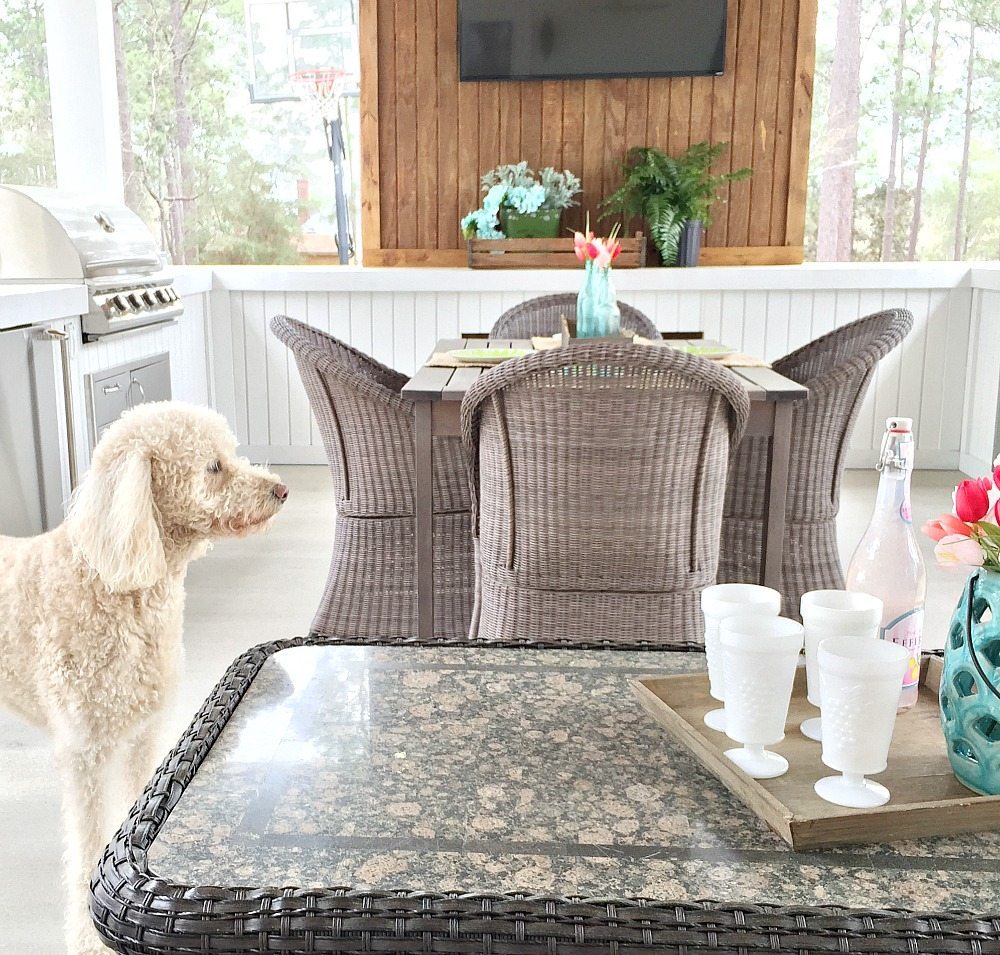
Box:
324, 114, 352, 265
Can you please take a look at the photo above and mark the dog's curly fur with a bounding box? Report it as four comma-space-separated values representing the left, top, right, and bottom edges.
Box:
0, 401, 286, 955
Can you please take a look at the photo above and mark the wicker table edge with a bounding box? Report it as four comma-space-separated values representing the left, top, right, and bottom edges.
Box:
89, 635, 1000, 955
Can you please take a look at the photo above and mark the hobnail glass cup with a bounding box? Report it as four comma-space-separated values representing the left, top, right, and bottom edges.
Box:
814, 634, 909, 808
799, 590, 883, 742
700, 584, 782, 732
720, 615, 804, 778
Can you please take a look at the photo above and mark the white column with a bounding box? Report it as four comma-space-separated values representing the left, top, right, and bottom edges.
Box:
43, 0, 124, 200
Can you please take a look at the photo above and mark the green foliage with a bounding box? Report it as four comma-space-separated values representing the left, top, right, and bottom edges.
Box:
115, 0, 305, 265
601, 143, 750, 265
479, 162, 582, 211
807, 0, 1000, 262
0, 0, 56, 186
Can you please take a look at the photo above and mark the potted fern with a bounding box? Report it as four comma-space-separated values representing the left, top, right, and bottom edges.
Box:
601, 143, 750, 266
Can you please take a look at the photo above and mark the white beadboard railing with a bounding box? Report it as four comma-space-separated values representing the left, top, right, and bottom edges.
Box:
205, 263, 997, 475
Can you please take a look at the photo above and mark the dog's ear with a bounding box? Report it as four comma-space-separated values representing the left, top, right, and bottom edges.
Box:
69, 451, 168, 592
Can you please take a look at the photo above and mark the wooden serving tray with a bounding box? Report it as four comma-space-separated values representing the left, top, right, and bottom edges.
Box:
631, 657, 1000, 849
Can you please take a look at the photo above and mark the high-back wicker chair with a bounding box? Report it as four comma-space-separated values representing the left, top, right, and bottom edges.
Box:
271, 315, 475, 640
490, 293, 660, 340
718, 308, 914, 616
462, 342, 750, 647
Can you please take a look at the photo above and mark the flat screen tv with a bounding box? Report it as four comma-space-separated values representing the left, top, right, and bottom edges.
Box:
459, 0, 727, 82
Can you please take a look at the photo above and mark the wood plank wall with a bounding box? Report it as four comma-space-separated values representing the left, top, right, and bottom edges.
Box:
359, 0, 817, 267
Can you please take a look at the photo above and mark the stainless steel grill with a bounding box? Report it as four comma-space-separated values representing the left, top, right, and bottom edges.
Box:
0, 184, 183, 340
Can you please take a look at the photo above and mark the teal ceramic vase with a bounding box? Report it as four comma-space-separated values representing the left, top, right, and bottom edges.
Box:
576, 264, 620, 339
939, 567, 1000, 795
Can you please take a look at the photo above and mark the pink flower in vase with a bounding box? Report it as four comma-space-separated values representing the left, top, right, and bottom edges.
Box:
922, 513, 975, 542
573, 229, 595, 262
593, 241, 613, 269
954, 477, 992, 522
934, 534, 986, 568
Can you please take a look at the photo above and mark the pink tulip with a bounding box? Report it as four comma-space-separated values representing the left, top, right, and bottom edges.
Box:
934, 534, 985, 568
585, 241, 600, 260
993, 463, 1000, 488
939, 513, 975, 538
955, 477, 992, 522
594, 245, 613, 269
921, 518, 950, 542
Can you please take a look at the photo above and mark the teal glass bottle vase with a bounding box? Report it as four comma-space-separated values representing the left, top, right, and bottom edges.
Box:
576, 260, 597, 337
576, 263, 621, 339
939, 567, 1000, 795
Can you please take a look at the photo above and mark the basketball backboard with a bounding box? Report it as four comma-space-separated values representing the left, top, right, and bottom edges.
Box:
245, 0, 359, 103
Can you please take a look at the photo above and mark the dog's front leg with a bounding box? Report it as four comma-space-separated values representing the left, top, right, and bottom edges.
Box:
122, 710, 170, 814
53, 735, 117, 955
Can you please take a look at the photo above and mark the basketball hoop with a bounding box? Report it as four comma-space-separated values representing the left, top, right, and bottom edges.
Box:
291, 67, 349, 118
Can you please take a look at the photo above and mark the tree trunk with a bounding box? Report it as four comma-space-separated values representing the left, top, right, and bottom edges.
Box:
169, 0, 197, 263
164, 152, 184, 264
881, 0, 908, 261
816, 0, 862, 261
954, 22, 976, 261
907, 0, 941, 260
111, 0, 142, 212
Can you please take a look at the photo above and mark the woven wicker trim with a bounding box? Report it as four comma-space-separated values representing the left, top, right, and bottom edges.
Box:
90, 637, 998, 955
271, 314, 414, 415
774, 309, 914, 393
490, 293, 662, 341
461, 343, 751, 538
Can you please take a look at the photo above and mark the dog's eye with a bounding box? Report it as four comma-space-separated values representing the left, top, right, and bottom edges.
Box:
207, 460, 223, 474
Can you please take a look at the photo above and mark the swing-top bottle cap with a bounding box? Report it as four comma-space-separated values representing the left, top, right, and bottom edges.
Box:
886, 416, 912, 433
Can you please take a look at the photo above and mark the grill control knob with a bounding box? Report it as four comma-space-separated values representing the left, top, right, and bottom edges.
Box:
142, 292, 156, 307
166, 287, 179, 302
112, 295, 128, 311
127, 293, 141, 310
155, 289, 170, 304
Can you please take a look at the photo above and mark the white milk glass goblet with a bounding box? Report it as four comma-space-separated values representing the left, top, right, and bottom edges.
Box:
720, 615, 804, 778
799, 590, 883, 742
814, 635, 909, 808
700, 584, 782, 732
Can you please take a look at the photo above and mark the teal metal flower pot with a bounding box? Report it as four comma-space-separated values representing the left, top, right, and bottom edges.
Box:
939, 568, 1000, 795
499, 208, 561, 238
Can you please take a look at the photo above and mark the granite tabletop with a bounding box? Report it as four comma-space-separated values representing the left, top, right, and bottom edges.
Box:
150, 645, 1000, 911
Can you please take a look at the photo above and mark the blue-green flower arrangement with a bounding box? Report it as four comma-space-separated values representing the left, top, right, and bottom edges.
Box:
461, 162, 581, 239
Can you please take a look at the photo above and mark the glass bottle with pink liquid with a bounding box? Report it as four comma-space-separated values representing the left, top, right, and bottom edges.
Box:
846, 417, 927, 709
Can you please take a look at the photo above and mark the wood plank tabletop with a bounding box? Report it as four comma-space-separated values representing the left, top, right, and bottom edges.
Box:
402, 338, 807, 403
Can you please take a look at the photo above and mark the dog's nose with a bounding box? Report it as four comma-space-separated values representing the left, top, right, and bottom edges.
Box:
272, 483, 289, 502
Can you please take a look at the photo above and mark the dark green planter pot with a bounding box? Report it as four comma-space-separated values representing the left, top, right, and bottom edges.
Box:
940, 567, 1000, 795
500, 208, 561, 238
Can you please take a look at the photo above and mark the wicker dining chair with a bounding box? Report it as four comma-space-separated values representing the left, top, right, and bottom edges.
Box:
489, 293, 661, 340
462, 342, 750, 647
718, 308, 914, 616
271, 315, 475, 640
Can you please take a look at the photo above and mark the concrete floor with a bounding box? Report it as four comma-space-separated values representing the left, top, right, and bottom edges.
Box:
0, 465, 969, 953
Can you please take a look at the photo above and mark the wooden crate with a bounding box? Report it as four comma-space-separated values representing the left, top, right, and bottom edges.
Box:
631, 657, 1000, 850
467, 233, 647, 269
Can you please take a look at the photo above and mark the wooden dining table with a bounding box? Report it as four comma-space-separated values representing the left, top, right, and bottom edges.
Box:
402, 338, 808, 642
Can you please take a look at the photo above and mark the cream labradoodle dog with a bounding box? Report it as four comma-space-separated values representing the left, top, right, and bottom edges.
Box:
0, 401, 288, 955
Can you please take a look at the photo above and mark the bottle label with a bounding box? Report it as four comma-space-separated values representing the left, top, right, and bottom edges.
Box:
881, 608, 924, 689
